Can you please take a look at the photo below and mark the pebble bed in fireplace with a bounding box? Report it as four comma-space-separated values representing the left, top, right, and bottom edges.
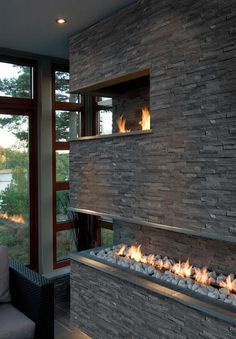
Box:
90, 244, 236, 307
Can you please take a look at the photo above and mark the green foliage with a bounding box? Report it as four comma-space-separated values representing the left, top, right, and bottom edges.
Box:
0, 146, 28, 170
56, 152, 69, 181
0, 148, 29, 217
56, 111, 70, 141
56, 190, 69, 221
101, 228, 114, 246
0, 222, 29, 264
55, 71, 70, 102
0, 66, 31, 98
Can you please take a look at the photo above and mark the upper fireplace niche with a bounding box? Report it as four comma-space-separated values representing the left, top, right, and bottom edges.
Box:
72, 69, 151, 137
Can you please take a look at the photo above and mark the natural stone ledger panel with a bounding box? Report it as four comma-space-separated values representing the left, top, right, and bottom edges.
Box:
70, 254, 236, 339
69, 0, 236, 237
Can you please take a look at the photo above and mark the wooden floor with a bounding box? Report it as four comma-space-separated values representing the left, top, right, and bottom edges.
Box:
55, 300, 90, 339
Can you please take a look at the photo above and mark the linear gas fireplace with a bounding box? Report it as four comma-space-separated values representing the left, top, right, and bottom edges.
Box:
70, 215, 236, 338
70, 237, 236, 339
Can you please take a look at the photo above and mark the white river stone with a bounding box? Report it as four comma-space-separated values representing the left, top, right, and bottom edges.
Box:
178, 280, 187, 288
197, 286, 208, 295
154, 271, 161, 279
208, 292, 218, 299
224, 297, 233, 304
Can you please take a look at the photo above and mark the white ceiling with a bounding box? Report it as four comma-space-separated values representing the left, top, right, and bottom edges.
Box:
0, 0, 136, 59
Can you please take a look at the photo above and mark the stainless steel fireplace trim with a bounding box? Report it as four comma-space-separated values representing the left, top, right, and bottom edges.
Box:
68, 207, 236, 244
70, 251, 236, 327
70, 129, 153, 141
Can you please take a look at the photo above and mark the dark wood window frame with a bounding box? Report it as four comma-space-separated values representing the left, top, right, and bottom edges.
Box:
0, 56, 38, 271
52, 64, 84, 269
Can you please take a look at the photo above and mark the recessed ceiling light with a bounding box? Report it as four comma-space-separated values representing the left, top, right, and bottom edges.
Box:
56, 18, 67, 25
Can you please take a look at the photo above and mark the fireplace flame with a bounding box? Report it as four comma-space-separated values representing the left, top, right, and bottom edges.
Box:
116, 244, 126, 256
139, 107, 150, 131
172, 259, 192, 278
112, 244, 236, 299
219, 275, 236, 292
127, 244, 142, 262
117, 115, 131, 133
0, 212, 25, 224
194, 267, 209, 285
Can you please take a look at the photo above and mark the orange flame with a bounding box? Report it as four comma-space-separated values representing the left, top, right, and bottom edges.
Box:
127, 244, 142, 262
117, 115, 130, 133
116, 244, 126, 256
172, 259, 192, 278
195, 267, 209, 285
219, 275, 236, 293
139, 107, 150, 131
147, 254, 155, 266
0, 212, 25, 224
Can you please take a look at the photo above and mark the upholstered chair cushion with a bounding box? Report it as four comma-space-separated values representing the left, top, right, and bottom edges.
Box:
0, 303, 35, 339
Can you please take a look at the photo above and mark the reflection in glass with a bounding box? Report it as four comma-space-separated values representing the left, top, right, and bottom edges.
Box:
0, 62, 33, 98
56, 151, 69, 182
55, 71, 80, 103
56, 110, 81, 141
0, 114, 30, 264
56, 190, 70, 222
57, 229, 76, 261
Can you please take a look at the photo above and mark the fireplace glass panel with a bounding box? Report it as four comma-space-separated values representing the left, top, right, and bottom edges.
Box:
98, 110, 113, 135
101, 227, 113, 246
97, 97, 113, 135
56, 229, 76, 261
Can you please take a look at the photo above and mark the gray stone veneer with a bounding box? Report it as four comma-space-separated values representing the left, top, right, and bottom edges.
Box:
70, 259, 236, 339
69, 0, 236, 237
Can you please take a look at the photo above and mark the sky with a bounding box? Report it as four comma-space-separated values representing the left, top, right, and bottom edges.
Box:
0, 62, 20, 79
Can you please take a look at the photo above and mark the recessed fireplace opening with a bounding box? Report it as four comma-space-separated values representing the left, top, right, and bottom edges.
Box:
73, 69, 151, 138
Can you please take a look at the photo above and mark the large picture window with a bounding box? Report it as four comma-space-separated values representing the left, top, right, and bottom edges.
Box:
0, 57, 38, 270
52, 64, 83, 268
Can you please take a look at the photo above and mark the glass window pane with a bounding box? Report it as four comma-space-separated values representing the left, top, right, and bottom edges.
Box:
56, 150, 69, 182
97, 97, 112, 107
98, 110, 113, 135
56, 110, 81, 141
55, 71, 80, 103
0, 114, 30, 264
101, 228, 113, 246
0, 62, 33, 98
56, 229, 76, 261
56, 190, 70, 222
